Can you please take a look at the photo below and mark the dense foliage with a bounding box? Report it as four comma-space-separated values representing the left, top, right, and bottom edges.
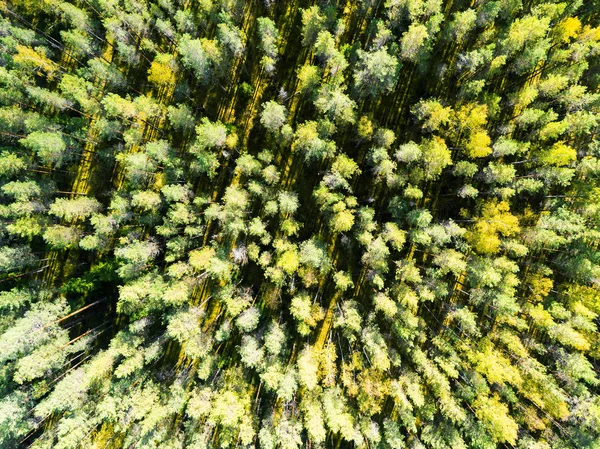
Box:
1, 0, 600, 448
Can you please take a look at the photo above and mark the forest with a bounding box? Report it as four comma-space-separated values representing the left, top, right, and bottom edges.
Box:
0, 0, 600, 447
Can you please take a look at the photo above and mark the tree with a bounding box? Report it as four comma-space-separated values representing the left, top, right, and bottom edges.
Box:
413, 99, 452, 132
264, 321, 285, 356
193, 117, 227, 151
239, 335, 264, 368
20, 131, 68, 167
301, 394, 326, 444
167, 104, 195, 131
0, 298, 68, 364
49, 197, 102, 221
13, 45, 58, 80
354, 48, 399, 97
178, 35, 223, 83
260, 101, 287, 131
217, 21, 246, 57
450, 9, 477, 43
400, 24, 429, 61
482, 162, 516, 184
114, 240, 160, 279
132, 190, 162, 211
466, 130, 492, 158
1, 180, 42, 202
383, 222, 406, 251
189, 118, 228, 177
395, 141, 422, 163
236, 306, 260, 332
61, 29, 92, 57
297, 64, 322, 96
117, 152, 156, 184
291, 293, 320, 335
278, 191, 299, 215
0, 393, 29, 447
421, 136, 452, 180
539, 142, 577, 167
148, 53, 177, 86
333, 153, 360, 179
26, 85, 69, 111
300, 238, 331, 274
0, 152, 26, 177
473, 394, 519, 445
301, 6, 326, 46
258, 17, 280, 73
314, 84, 356, 125
297, 346, 319, 390
0, 246, 36, 274
331, 207, 355, 234
362, 236, 390, 274
314, 31, 336, 62
293, 121, 336, 162
43, 225, 81, 249
275, 412, 303, 449
87, 58, 126, 91
468, 200, 520, 254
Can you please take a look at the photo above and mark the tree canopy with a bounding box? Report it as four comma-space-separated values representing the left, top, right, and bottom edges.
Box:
0, 1, 599, 449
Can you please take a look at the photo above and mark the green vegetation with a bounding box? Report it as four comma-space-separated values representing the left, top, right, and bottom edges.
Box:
0, 0, 600, 448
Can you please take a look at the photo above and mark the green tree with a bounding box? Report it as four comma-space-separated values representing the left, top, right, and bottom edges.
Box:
354, 48, 399, 97
20, 131, 68, 167
258, 17, 280, 74
421, 136, 452, 180
400, 23, 429, 61
178, 35, 223, 83
314, 84, 356, 125
260, 101, 287, 131
301, 6, 326, 46
293, 121, 336, 162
